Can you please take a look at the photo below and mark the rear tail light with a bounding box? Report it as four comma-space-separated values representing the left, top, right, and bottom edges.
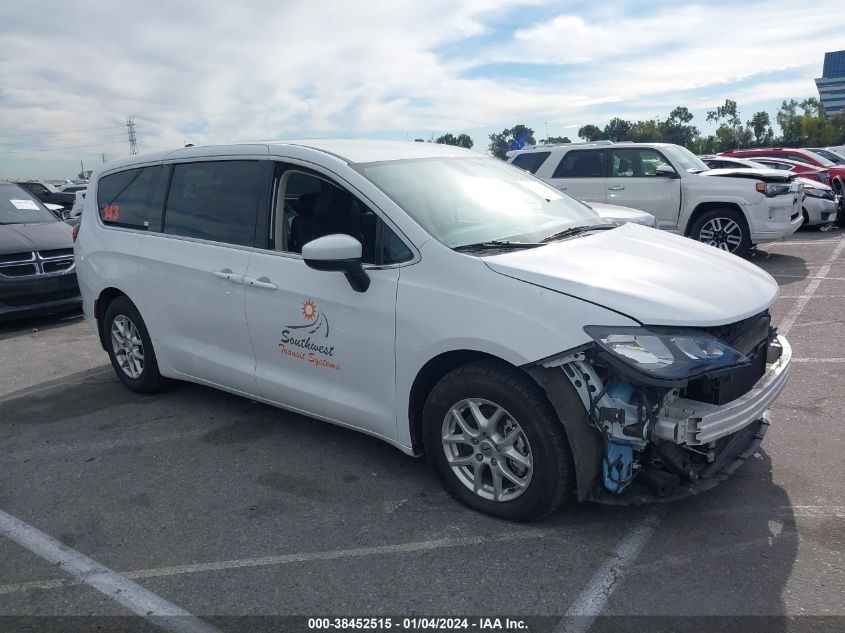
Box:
71, 224, 80, 241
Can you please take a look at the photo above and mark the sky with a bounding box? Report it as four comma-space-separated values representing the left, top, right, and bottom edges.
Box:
2, 0, 844, 179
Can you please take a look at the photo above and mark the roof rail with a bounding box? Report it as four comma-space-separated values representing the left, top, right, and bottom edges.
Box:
519, 139, 616, 151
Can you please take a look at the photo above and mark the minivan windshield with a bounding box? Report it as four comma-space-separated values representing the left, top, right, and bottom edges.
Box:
355, 157, 602, 248
0, 184, 58, 225
665, 145, 709, 173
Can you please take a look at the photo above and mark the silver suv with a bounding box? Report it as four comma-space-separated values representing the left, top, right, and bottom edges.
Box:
508, 141, 802, 256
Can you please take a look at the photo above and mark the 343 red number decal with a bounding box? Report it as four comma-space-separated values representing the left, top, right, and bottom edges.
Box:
103, 204, 120, 222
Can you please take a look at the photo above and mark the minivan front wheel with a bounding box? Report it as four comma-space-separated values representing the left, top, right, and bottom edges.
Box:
423, 361, 572, 521
689, 209, 751, 256
104, 296, 163, 394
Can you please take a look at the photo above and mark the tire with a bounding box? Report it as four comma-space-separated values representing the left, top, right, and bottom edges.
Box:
103, 296, 164, 394
802, 209, 810, 229
422, 361, 572, 522
689, 208, 751, 257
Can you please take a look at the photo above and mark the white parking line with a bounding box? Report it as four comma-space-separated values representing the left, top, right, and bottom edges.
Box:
778, 239, 845, 337
792, 358, 845, 363
0, 508, 221, 633
771, 273, 845, 281
0, 527, 554, 595
555, 511, 663, 633
761, 240, 843, 247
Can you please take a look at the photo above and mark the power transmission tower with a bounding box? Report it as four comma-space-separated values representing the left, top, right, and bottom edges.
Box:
126, 117, 138, 155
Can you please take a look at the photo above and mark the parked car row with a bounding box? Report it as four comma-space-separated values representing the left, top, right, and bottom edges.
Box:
0, 181, 81, 320
701, 155, 840, 227
507, 141, 803, 256
12, 179, 89, 222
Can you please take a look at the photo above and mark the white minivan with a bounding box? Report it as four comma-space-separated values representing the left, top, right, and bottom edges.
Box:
75, 140, 791, 521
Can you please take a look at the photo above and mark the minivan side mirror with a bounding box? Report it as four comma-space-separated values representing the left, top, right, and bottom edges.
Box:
302, 234, 371, 293
654, 165, 679, 178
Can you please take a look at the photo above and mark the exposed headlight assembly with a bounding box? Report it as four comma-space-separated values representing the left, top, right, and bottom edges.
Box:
584, 326, 749, 385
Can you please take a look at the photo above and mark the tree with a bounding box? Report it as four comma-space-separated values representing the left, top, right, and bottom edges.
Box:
707, 99, 745, 150
629, 119, 663, 142
577, 124, 603, 142
541, 136, 571, 144
435, 132, 473, 149
602, 117, 632, 142
776, 99, 803, 147
747, 111, 771, 145
488, 125, 536, 159
661, 107, 698, 147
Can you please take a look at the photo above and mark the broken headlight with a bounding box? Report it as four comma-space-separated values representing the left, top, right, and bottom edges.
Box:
584, 326, 749, 383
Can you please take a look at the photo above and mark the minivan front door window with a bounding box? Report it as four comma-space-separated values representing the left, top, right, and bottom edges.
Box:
274, 169, 411, 265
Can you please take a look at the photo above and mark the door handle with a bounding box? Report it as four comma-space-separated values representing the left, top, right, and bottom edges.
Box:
244, 275, 278, 290
213, 269, 243, 283
608, 185, 625, 191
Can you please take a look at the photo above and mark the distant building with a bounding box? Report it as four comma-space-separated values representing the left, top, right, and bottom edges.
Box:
816, 50, 845, 115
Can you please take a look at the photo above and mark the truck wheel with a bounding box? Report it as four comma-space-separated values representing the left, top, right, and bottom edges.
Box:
104, 296, 164, 394
422, 361, 572, 522
689, 209, 751, 256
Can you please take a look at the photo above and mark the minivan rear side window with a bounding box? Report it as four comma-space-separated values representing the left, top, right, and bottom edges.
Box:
552, 150, 606, 178
510, 152, 550, 174
97, 166, 167, 230
163, 161, 263, 247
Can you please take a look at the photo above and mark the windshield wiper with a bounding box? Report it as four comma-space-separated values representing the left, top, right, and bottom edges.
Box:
540, 223, 617, 243
453, 240, 542, 252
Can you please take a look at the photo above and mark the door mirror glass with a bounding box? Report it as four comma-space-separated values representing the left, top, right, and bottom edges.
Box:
302, 234, 370, 292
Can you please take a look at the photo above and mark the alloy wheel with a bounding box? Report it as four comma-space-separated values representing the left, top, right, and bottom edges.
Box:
698, 217, 743, 252
111, 315, 144, 379
441, 398, 533, 502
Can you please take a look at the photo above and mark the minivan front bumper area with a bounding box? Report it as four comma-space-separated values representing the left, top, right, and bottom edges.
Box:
530, 333, 791, 505
653, 335, 791, 446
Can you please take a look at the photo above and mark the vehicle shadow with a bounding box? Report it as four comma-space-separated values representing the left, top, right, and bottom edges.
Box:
749, 250, 810, 288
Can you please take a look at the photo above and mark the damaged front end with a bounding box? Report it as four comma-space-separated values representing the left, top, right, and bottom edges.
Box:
530, 311, 791, 504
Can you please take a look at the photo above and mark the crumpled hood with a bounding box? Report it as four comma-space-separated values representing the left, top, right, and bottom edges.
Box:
484, 223, 778, 327
0, 221, 72, 255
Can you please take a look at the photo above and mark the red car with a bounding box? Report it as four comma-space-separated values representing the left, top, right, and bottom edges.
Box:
729, 156, 830, 184
721, 148, 844, 194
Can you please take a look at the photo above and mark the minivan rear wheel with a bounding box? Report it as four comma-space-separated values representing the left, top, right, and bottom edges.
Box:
422, 361, 572, 521
689, 208, 751, 256
104, 296, 164, 394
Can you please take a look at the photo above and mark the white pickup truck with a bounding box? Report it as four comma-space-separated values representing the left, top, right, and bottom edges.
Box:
507, 141, 803, 256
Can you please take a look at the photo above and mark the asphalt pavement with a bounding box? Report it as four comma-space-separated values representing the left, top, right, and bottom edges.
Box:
1, 228, 844, 633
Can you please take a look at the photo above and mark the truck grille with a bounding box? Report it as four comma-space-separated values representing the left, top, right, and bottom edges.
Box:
683, 311, 771, 406
0, 250, 75, 278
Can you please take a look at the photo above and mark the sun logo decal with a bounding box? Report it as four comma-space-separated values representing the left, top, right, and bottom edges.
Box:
284, 298, 330, 337
301, 299, 318, 321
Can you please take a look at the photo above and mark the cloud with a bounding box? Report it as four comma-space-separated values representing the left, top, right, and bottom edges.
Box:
1, 0, 844, 176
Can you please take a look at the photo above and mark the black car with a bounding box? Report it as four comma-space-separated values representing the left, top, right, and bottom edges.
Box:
0, 182, 81, 320
13, 181, 76, 212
